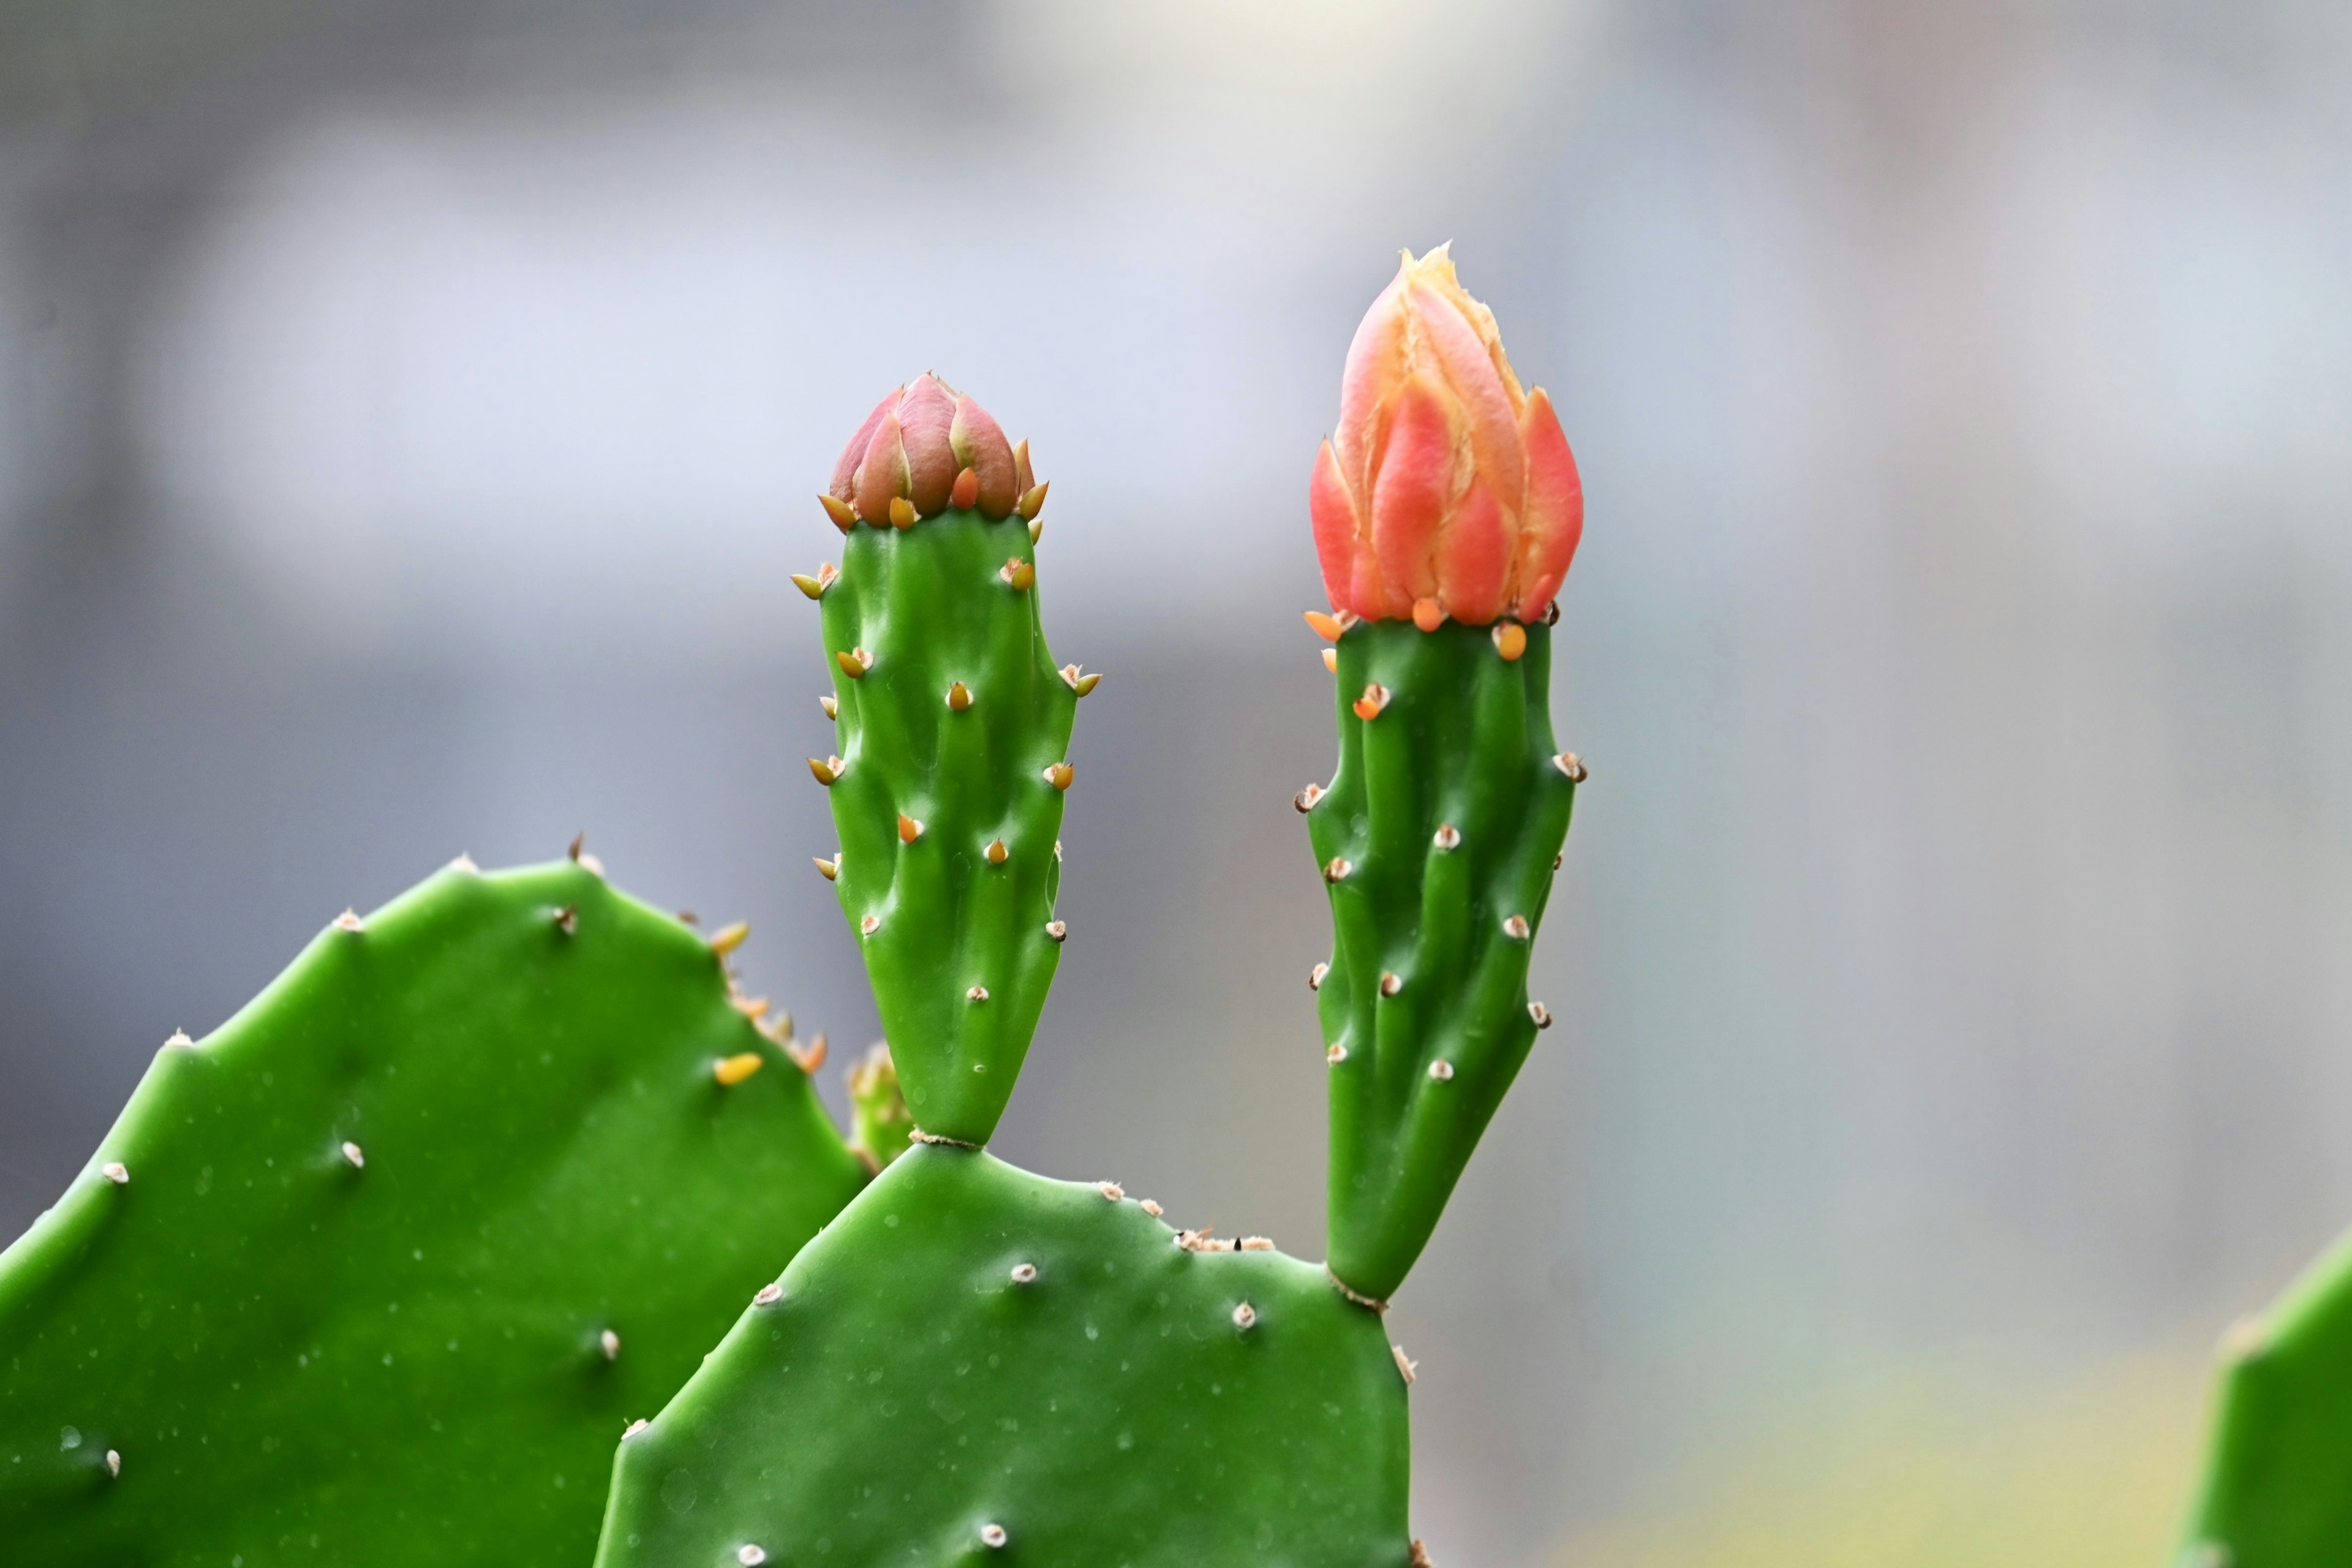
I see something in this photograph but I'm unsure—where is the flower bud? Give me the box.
[830,374,1021,524]
[1309,246,1583,627]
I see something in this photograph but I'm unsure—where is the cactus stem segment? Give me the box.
[101,1163,128,1185]
[820,494,856,531]
[709,920,750,956]
[947,680,973,710]
[334,910,364,933]
[341,1141,366,1169]
[1295,784,1325,813]
[714,1053,764,1086]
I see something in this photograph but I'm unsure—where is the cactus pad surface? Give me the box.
[2180,1225,2352,1566]
[815,507,1078,1144]
[596,1144,1412,1568]
[0,859,870,1567]
[1307,617,1577,1302]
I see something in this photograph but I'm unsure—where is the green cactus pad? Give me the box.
[0,859,870,1567]
[814,509,1079,1144]
[594,1144,1413,1568]
[1307,617,1578,1303]
[2179,1226,2352,1566]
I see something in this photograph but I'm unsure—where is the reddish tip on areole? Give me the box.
[1309,246,1583,627]
[829,375,1022,526]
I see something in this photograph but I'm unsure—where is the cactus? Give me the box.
[596,266,1585,1566]
[595,1146,1411,1568]
[1305,618,1577,1303]
[805,373,1076,1146]
[2177,1229,2352,1566]
[845,1042,915,1172]
[0,856,871,1567]
[1304,244,1584,1303]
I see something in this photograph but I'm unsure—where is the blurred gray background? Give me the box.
[5,1,2350,1562]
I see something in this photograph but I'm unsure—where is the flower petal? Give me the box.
[1310,439,1364,616]
[1370,374,1457,620]
[830,388,899,502]
[852,408,908,524]
[1409,277,1524,520]
[1511,386,1583,617]
[1335,263,1413,506]
[949,395,1019,518]
[1436,480,1510,625]
[896,375,959,516]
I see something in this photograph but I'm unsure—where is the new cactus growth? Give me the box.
[2178,1229,2352,1564]
[845,1042,915,1172]
[0,858,870,1566]
[1305,246,1585,1303]
[813,374,1076,1146]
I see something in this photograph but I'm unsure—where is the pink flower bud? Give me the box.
[1310,246,1583,627]
[830,375,1020,524]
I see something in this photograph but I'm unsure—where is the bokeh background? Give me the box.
[5,2,2350,1562]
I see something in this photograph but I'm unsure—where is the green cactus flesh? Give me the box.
[815,508,1077,1145]
[1307,618,1578,1303]
[595,1144,1412,1568]
[0,859,870,1567]
[2179,1225,2352,1566]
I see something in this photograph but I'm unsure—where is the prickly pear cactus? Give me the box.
[595,1146,1411,1568]
[803,373,1079,1147]
[2178,1227,2352,1566]
[845,1042,916,1172]
[0,857,870,1567]
[1304,617,1577,1303]
[1303,245,1585,1305]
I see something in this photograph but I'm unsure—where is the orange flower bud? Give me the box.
[829,374,1020,524]
[1309,246,1583,627]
